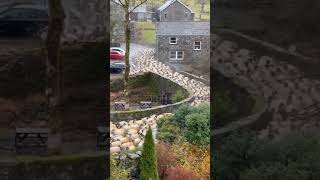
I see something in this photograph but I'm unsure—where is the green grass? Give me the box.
[135,21,155,29]
[144,29,156,44]
[135,22,156,44]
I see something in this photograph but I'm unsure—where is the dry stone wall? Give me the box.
[212,30,320,139]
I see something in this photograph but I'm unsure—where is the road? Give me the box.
[120,43,154,68]
[110,43,154,78]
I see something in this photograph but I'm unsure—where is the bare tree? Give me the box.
[46,0,65,154]
[111,0,148,109]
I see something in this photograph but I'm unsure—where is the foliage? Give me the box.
[139,127,159,180]
[212,70,255,128]
[111,156,129,180]
[184,104,210,146]
[172,104,192,128]
[171,139,210,180]
[172,89,185,103]
[214,131,320,180]
[156,143,177,179]
[165,166,199,180]
[156,116,181,143]
[157,103,210,146]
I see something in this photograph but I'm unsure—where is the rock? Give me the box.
[110,147,120,154]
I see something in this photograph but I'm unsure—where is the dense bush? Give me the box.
[165,166,199,180]
[156,116,181,143]
[214,131,320,180]
[139,128,159,180]
[171,139,210,179]
[184,104,210,146]
[157,103,210,146]
[172,89,185,103]
[213,70,255,128]
[156,143,177,179]
[111,156,129,180]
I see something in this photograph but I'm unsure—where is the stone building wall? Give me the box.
[156,35,210,64]
[159,1,194,22]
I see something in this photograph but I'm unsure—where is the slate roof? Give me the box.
[156,21,210,36]
[157,0,193,13]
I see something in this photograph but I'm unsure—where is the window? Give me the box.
[194,41,201,50]
[185,12,188,17]
[169,51,184,60]
[164,14,167,18]
[169,37,177,44]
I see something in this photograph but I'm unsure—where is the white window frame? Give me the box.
[169,37,177,44]
[169,51,184,60]
[164,13,167,19]
[194,41,201,50]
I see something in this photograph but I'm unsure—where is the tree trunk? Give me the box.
[123,10,131,109]
[46,0,65,154]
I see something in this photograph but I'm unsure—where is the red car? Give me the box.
[110,50,125,60]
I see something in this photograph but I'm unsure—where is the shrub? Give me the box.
[165,166,199,180]
[184,103,210,146]
[172,105,192,128]
[111,156,129,180]
[214,131,320,180]
[156,143,177,179]
[139,127,159,180]
[156,117,181,143]
[184,112,210,146]
[171,139,210,179]
[172,89,185,103]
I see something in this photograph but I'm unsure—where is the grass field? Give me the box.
[135,22,156,44]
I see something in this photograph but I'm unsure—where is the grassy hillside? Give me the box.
[135,22,156,44]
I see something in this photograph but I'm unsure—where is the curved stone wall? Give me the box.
[111,72,194,122]
[212,29,320,139]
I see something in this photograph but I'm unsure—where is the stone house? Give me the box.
[156,21,210,64]
[130,4,154,22]
[156,0,194,22]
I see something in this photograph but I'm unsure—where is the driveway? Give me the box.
[120,43,154,68]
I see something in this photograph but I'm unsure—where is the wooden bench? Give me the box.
[97,126,108,150]
[140,101,152,109]
[114,101,126,111]
[15,128,49,154]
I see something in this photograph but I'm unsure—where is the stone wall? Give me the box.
[159,1,193,22]
[7,153,108,180]
[111,95,194,122]
[212,29,320,139]
[157,35,210,64]
[111,72,194,122]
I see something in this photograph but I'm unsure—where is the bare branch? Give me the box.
[129,0,148,13]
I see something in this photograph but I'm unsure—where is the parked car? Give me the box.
[0,5,48,35]
[110,62,125,73]
[110,47,125,54]
[110,50,125,60]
